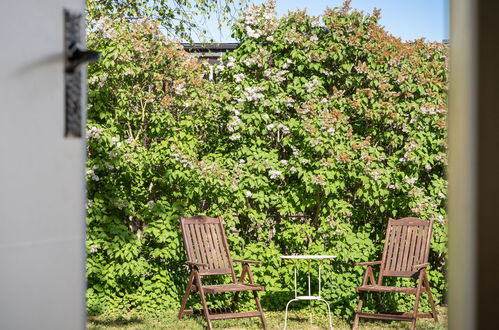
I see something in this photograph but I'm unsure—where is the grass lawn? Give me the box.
[88,306,447,329]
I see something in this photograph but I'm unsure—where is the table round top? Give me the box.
[280,255,336,260]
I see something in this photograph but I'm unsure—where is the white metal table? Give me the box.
[280,255,336,329]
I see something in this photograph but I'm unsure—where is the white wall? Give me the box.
[0,1,86,329]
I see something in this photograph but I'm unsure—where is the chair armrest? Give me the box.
[412,263,430,271]
[355,261,382,267]
[233,259,263,265]
[186,261,209,268]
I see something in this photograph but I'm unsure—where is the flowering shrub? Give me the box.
[85,17,222,314]
[86,0,448,317]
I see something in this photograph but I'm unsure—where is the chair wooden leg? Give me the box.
[195,271,213,330]
[424,272,439,322]
[178,271,195,319]
[353,265,372,329]
[253,291,268,329]
[244,264,267,329]
[411,272,425,330]
[352,293,364,330]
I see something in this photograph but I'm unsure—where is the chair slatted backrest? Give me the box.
[180,216,236,281]
[379,217,433,282]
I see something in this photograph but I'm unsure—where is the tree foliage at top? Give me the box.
[87,0,247,41]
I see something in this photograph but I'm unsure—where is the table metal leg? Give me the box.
[319,262,321,297]
[294,263,297,298]
[318,298,333,330]
[283,298,299,330]
[308,260,312,324]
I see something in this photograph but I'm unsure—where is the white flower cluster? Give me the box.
[242,4,262,26]
[228,110,242,132]
[87,126,104,139]
[371,171,382,180]
[283,96,294,108]
[401,140,418,161]
[310,17,321,27]
[98,73,108,88]
[233,73,245,83]
[87,165,100,181]
[285,27,299,44]
[174,81,186,95]
[264,69,288,83]
[305,76,320,94]
[226,56,236,68]
[242,86,265,102]
[419,106,441,115]
[410,195,434,215]
[268,170,282,179]
[242,57,257,67]
[89,75,99,85]
[387,183,399,190]
[239,1,279,39]
[405,176,417,185]
[310,138,321,147]
[89,244,99,253]
[229,134,241,141]
[278,123,290,134]
[246,26,262,39]
[171,152,193,167]
[215,64,225,72]
[313,175,326,186]
[111,136,121,147]
[95,17,118,40]
[435,153,445,162]
[282,59,292,69]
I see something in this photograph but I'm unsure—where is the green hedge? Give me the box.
[86,1,448,318]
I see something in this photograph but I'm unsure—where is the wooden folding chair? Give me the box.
[352,217,439,330]
[178,215,267,330]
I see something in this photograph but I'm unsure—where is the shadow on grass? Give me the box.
[87,316,144,328]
